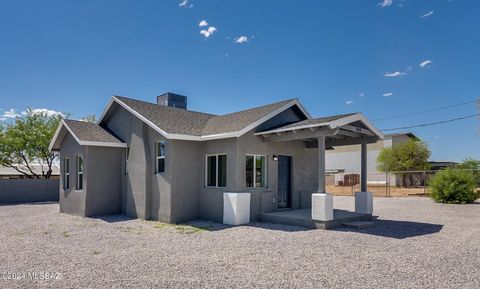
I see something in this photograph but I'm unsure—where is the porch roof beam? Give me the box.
[337,128,359,138]
[305,136,379,148]
[326,136,379,146]
[261,127,338,142]
[341,124,375,136]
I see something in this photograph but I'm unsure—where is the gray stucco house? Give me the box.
[49,93,383,225]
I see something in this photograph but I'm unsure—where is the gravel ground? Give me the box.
[0,196,479,289]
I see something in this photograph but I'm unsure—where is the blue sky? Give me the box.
[0,0,478,161]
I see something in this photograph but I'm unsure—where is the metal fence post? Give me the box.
[385,172,388,197]
[423,168,427,195]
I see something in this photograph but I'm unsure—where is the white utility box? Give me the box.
[223,192,251,225]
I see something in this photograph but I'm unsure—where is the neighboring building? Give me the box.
[325,132,419,186]
[428,161,458,171]
[49,92,383,223]
[0,164,60,179]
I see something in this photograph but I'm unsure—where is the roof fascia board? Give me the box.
[97,97,115,125]
[109,96,170,138]
[48,119,67,151]
[328,113,384,139]
[293,99,312,119]
[78,141,127,148]
[48,120,83,151]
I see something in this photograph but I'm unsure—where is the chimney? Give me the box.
[157,92,188,109]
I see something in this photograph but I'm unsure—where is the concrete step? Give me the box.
[343,221,375,229]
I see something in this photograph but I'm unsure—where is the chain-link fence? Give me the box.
[325,169,480,197]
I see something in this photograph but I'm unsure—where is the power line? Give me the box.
[381,113,480,131]
[372,99,479,122]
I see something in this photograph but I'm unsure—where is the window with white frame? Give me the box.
[206,154,227,187]
[125,147,130,175]
[63,158,70,190]
[155,141,166,173]
[246,155,266,188]
[76,155,84,190]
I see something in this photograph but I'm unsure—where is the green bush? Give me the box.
[429,169,478,204]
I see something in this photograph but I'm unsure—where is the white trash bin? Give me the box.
[223,192,251,225]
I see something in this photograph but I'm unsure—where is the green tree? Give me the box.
[456,157,480,186]
[82,114,97,123]
[0,109,65,178]
[377,139,431,186]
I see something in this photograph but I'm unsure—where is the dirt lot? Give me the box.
[327,185,428,197]
[1,197,480,288]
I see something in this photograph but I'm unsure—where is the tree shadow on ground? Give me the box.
[336,219,443,239]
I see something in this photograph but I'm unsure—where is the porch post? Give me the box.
[360,142,367,192]
[311,135,333,221]
[355,142,373,214]
[317,135,326,194]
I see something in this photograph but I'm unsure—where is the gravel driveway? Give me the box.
[1,196,479,289]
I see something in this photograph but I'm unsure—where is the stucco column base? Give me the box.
[311,193,333,221]
[355,191,373,215]
[223,192,251,226]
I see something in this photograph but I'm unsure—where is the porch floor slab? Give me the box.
[259,209,375,230]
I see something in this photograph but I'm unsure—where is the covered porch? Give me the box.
[255,113,384,229]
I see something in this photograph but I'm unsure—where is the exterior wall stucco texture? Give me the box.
[59,133,87,217]
[59,104,319,223]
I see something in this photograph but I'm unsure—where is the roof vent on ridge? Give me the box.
[157,92,188,109]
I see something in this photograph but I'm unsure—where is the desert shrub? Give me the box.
[429,169,478,204]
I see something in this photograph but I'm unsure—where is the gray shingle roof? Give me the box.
[115,96,215,136]
[114,96,295,136]
[64,119,124,144]
[201,99,294,135]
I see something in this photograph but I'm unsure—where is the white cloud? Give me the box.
[421,11,434,18]
[179,0,193,8]
[384,71,406,78]
[420,60,433,68]
[346,100,354,105]
[234,35,248,44]
[2,108,20,119]
[200,26,217,38]
[199,20,208,27]
[22,108,65,117]
[378,0,393,7]
[358,92,365,97]
[405,66,412,72]
[383,92,394,97]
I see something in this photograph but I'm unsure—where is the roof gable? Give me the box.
[98,96,310,140]
[49,119,127,151]
[256,113,384,139]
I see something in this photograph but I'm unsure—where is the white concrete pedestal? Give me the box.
[311,193,333,221]
[355,191,373,214]
[223,192,251,225]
